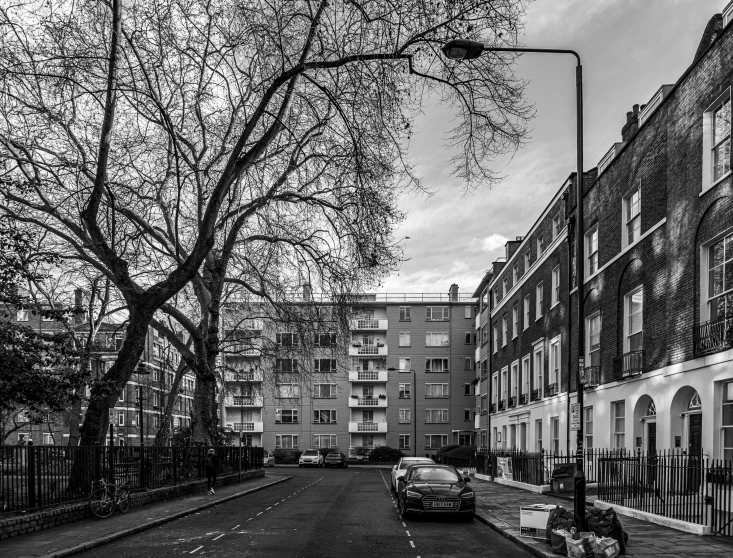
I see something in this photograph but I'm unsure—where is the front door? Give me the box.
[647,422,656,454]
[688,414,702,455]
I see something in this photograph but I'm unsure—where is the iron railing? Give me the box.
[547,383,559,396]
[509,396,517,408]
[613,350,645,379]
[498,400,506,411]
[0,445,263,515]
[490,403,497,414]
[584,366,600,389]
[520,393,529,404]
[531,389,541,401]
[694,315,733,355]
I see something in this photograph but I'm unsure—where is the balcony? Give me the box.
[694,315,733,356]
[531,389,541,402]
[231,422,264,433]
[348,396,388,407]
[350,319,388,330]
[509,396,517,408]
[547,383,559,396]
[348,344,388,356]
[584,366,600,389]
[613,350,645,380]
[490,403,496,413]
[223,395,264,407]
[225,370,263,383]
[520,393,529,405]
[348,370,388,382]
[498,399,506,411]
[348,422,388,433]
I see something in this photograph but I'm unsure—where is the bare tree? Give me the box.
[0,0,531,445]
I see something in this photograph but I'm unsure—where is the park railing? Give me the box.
[0,445,263,515]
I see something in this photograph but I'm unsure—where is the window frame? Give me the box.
[312,409,337,424]
[703,87,732,191]
[623,183,641,249]
[535,282,544,320]
[513,263,519,284]
[399,434,411,449]
[587,313,601,367]
[524,251,531,273]
[399,306,412,321]
[425,383,449,398]
[523,294,530,330]
[399,409,411,423]
[425,408,449,423]
[512,303,519,339]
[425,332,449,347]
[533,344,544,398]
[275,434,299,449]
[16,309,29,322]
[425,358,449,373]
[399,331,411,347]
[551,266,560,307]
[585,406,594,450]
[549,336,561,388]
[586,226,599,277]
[537,235,545,258]
[624,287,643,353]
[551,417,560,454]
[612,400,626,449]
[502,315,508,346]
[425,306,449,321]
[521,354,531,396]
[398,382,412,399]
[276,408,299,424]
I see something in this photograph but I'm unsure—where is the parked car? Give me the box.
[264,452,275,467]
[396,464,474,521]
[324,452,348,468]
[391,457,435,493]
[298,449,324,467]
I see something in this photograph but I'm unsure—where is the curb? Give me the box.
[39,476,292,558]
[474,510,556,558]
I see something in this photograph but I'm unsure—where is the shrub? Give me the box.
[445,445,477,459]
[435,444,460,463]
[273,448,302,464]
[368,446,404,462]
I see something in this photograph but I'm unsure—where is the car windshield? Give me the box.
[303,450,318,456]
[400,459,433,469]
[409,467,461,483]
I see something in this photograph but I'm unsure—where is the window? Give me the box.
[153,392,160,407]
[132,412,139,426]
[587,227,598,276]
[400,306,411,321]
[493,325,499,353]
[398,357,411,371]
[704,92,731,188]
[118,412,124,426]
[624,288,643,352]
[314,359,336,373]
[314,333,337,347]
[399,434,411,449]
[118,389,125,403]
[587,314,601,367]
[521,355,530,397]
[425,358,449,372]
[399,332,411,347]
[276,332,300,347]
[399,409,411,423]
[723,382,733,461]
[533,345,543,398]
[313,435,337,449]
[464,306,474,319]
[399,383,411,398]
[464,408,472,421]
[313,384,337,398]
[510,361,519,401]
[524,251,531,273]
[502,315,508,346]
[535,419,543,452]
[535,282,543,320]
[276,359,298,373]
[425,434,448,449]
[480,394,487,415]
[42,313,54,322]
[481,324,488,346]
[464,357,474,371]
[275,435,299,449]
[313,410,336,423]
[502,277,508,298]
[492,373,498,406]
[425,332,449,347]
[464,383,472,396]
[551,417,560,454]
[624,185,641,247]
[276,409,299,423]
[425,409,449,423]
[551,266,560,306]
[481,287,489,310]
[537,235,545,258]
[707,233,733,320]
[425,383,449,398]
[276,384,299,398]
[585,407,594,450]
[465,331,472,345]
[549,336,560,388]
[612,401,625,448]
[552,212,563,239]
[502,426,507,449]
[523,295,530,330]
[512,304,519,338]
[16,309,29,322]
[426,306,449,321]
[501,367,508,402]
[513,263,519,284]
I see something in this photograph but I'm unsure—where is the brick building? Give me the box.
[481,2,733,462]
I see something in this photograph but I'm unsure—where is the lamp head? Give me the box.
[441,39,484,60]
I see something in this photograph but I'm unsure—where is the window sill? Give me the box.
[700,170,732,196]
[551,302,560,310]
[399,319,412,322]
[398,345,411,348]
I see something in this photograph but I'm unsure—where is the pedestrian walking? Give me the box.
[205,448,218,495]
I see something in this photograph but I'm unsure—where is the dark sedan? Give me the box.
[396,464,475,521]
[324,452,348,468]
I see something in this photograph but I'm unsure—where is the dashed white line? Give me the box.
[256,512,263,516]
[231,524,240,530]
[409,541,415,548]
[402,522,406,527]
[266,507,272,510]
[190,546,203,554]
[246,518,252,522]
[213,534,225,541]
[406,531,411,537]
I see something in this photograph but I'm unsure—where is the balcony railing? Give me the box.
[584,366,600,389]
[520,393,529,405]
[350,319,388,330]
[531,389,541,401]
[348,370,388,382]
[348,344,388,356]
[498,399,506,411]
[694,315,733,355]
[547,383,559,396]
[232,422,264,433]
[349,396,388,407]
[348,422,388,433]
[509,396,517,408]
[613,350,645,380]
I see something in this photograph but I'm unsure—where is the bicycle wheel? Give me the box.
[89,488,115,519]
[116,486,131,514]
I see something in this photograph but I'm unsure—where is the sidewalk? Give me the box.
[0,472,291,558]
[471,476,733,558]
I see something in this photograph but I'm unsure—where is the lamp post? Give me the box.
[441,39,586,530]
[388,367,417,457]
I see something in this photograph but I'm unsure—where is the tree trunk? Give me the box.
[190,361,218,445]
[154,358,188,446]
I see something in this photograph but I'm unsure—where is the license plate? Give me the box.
[432,502,453,508]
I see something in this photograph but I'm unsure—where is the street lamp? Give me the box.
[441,39,587,530]
[387,367,417,457]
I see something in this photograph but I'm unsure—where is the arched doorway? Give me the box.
[670,386,702,454]
[633,395,657,453]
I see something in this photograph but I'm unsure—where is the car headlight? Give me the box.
[405,490,423,499]
[460,491,475,499]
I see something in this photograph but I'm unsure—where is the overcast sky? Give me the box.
[378,0,724,297]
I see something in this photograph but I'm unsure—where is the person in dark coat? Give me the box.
[205,448,218,495]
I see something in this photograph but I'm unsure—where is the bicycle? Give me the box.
[89,477,131,518]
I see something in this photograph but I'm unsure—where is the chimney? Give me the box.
[449,284,459,301]
[621,104,640,142]
[505,238,522,261]
[302,283,312,301]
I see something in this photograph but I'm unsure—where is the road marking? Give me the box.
[213,534,225,541]
[190,546,203,554]
[274,502,279,505]
[409,541,415,548]
[406,531,410,537]
[402,522,406,527]
[257,512,263,516]
[231,525,240,530]
[266,507,272,510]
[246,518,252,522]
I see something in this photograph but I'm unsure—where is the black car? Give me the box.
[396,464,474,521]
[324,452,348,468]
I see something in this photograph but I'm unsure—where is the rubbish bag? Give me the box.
[596,536,621,558]
[564,532,597,558]
[551,529,571,556]
[545,506,574,542]
[587,507,628,555]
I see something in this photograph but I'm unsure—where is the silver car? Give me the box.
[390,457,435,493]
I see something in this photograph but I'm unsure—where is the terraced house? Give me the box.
[480,4,733,463]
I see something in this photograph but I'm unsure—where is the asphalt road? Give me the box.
[75,467,532,557]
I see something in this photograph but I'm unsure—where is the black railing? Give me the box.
[613,350,645,379]
[694,315,733,355]
[0,445,263,514]
[547,383,559,396]
[490,403,497,413]
[531,389,541,401]
[498,400,506,411]
[509,396,517,408]
[584,366,600,389]
[520,393,529,404]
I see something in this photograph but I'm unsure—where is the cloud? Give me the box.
[479,234,510,253]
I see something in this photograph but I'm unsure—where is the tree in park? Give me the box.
[0,0,531,445]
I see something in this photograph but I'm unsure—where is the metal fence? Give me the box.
[0,445,263,514]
